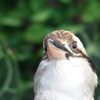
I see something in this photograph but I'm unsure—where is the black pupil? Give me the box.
[72,44,76,49]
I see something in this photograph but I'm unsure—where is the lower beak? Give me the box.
[47,44,67,60]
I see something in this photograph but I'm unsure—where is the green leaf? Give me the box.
[31,8,53,23]
[2,17,22,27]
[15,53,31,61]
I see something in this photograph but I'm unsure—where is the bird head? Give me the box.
[43,30,87,60]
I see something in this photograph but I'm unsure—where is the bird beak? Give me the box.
[47,39,72,60]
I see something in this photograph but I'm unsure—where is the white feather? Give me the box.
[34,57,97,100]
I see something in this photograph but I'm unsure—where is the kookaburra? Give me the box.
[34,30,98,100]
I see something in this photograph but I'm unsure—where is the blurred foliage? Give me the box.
[0,0,100,100]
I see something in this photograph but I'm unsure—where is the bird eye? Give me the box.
[70,42,77,51]
[70,41,80,54]
[72,44,77,49]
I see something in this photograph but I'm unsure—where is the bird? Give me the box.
[34,30,98,100]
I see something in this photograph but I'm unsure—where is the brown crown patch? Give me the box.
[43,30,74,49]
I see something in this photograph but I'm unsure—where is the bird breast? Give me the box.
[34,57,97,100]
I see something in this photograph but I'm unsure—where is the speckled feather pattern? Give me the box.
[43,30,74,49]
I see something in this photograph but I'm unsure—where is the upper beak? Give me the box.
[47,39,72,60]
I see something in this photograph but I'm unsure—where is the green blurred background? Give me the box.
[0,0,100,100]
